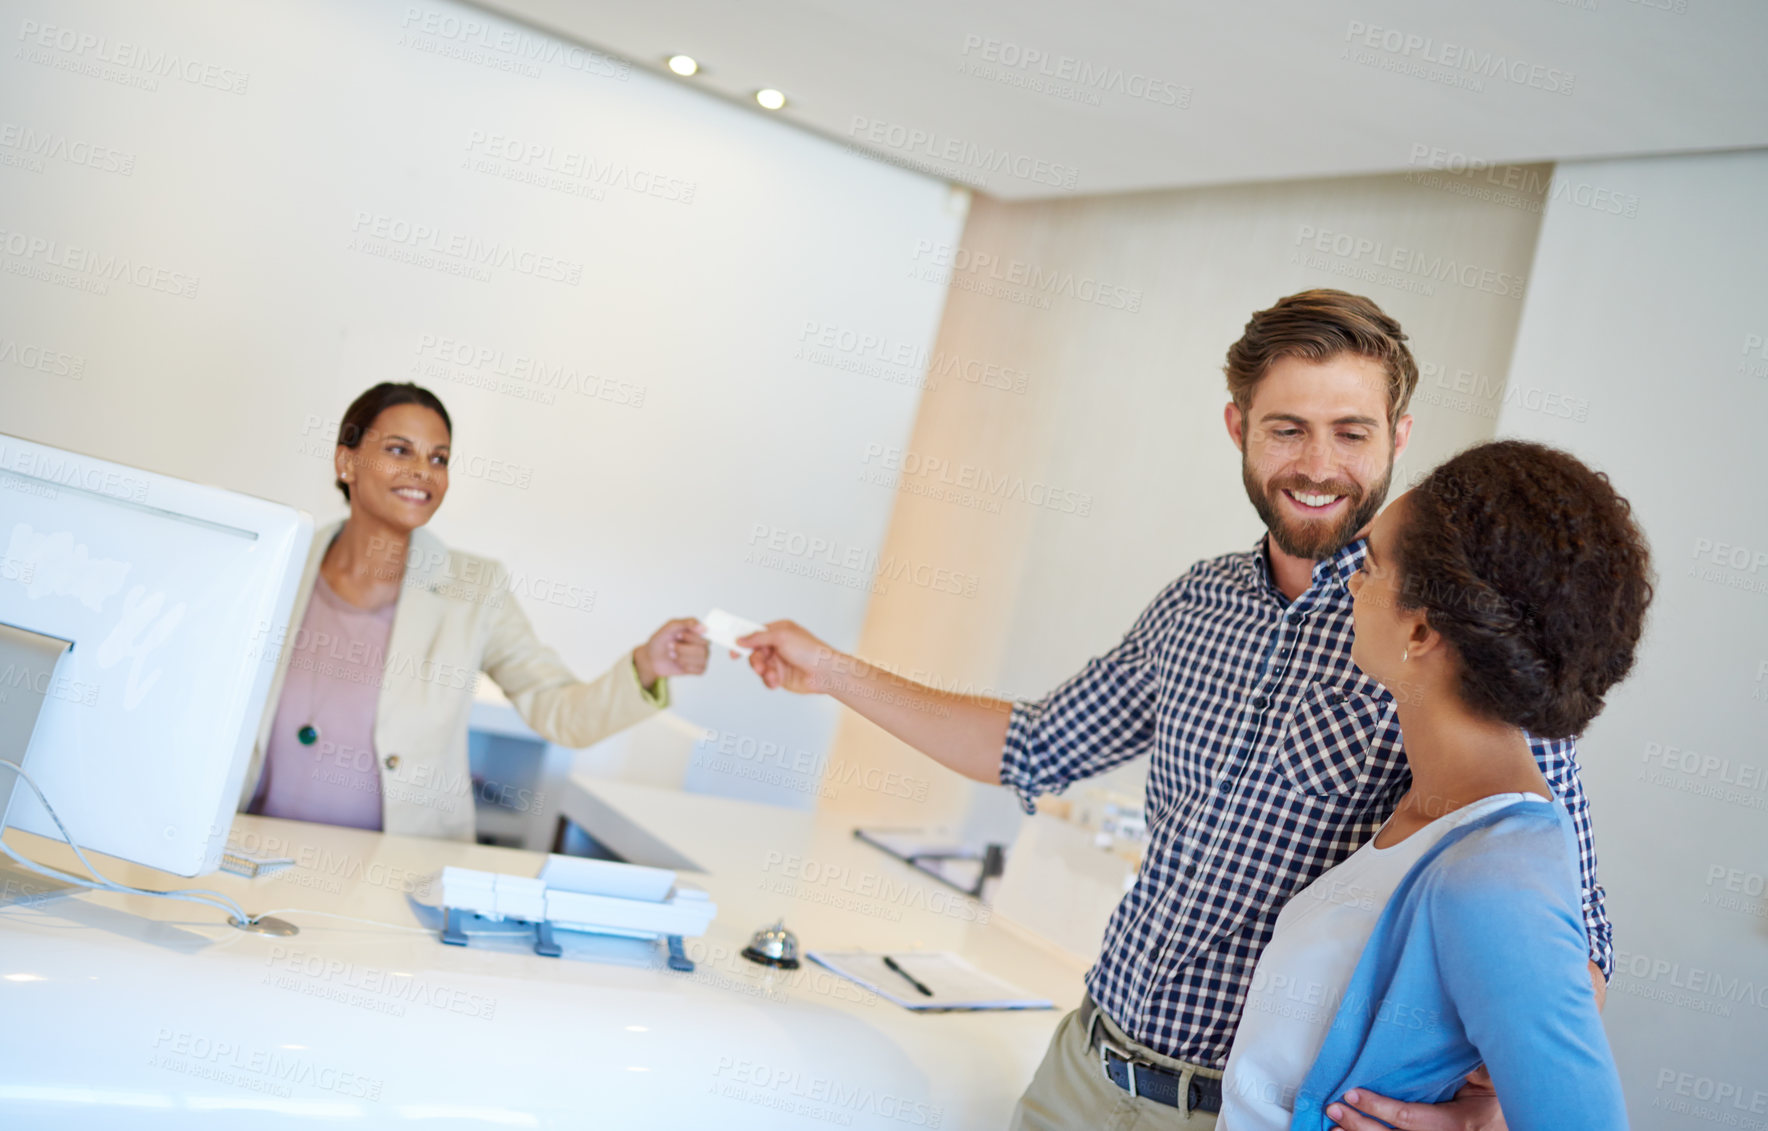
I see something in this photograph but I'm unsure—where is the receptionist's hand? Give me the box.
[633,617,710,690]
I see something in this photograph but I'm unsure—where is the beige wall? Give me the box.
[826,163,1552,845]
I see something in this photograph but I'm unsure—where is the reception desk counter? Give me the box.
[0,776,1087,1128]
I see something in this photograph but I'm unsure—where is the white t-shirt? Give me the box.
[1218,792,1550,1131]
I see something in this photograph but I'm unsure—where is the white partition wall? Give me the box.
[0,0,965,808]
[1496,150,1768,1128]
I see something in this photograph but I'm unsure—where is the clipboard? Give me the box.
[807,949,1054,1012]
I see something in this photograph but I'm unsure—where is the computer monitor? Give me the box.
[0,432,311,877]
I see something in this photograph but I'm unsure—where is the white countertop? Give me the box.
[0,776,1087,1128]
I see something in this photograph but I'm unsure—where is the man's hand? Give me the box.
[633,617,710,689]
[737,620,1012,784]
[740,620,841,695]
[1326,1071,1504,1131]
[1328,958,1601,1128]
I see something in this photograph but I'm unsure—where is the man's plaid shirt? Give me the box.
[1000,536,1614,1068]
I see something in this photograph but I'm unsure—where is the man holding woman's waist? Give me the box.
[1218,438,1649,1129]
[739,291,1627,1129]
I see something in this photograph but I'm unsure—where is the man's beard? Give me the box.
[1242,453,1393,561]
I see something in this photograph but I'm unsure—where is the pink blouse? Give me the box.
[249,573,394,830]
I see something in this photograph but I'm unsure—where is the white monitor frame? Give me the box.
[0,433,311,876]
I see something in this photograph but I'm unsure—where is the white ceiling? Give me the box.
[477,0,1768,200]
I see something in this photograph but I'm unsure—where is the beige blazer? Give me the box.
[238,519,664,841]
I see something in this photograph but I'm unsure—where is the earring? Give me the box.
[1401,647,1409,663]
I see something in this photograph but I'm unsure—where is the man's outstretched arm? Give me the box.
[740,620,1013,784]
[740,593,1169,800]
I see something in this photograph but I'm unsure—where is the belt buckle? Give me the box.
[1091,1011,1140,1100]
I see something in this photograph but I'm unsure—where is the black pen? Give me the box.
[882,954,934,997]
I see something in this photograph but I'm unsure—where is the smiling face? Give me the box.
[1228,353,1411,561]
[334,402,450,534]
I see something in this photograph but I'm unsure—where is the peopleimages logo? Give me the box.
[414,335,647,408]
[150,1029,382,1101]
[398,6,628,80]
[1294,225,1525,300]
[348,211,583,286]
[1,444,148,501]
[909,240,1142,312]
[1702,864,1767,919]
[758,852,990,925]
[1651,1069,1767,1123]
[15,19,251,94]
[849,116,1078,190]
[958,34,1190,108]
[0,123,136,175]
[1343,21,1575,95]
[1612,948,1768,1014]
[860,443,1093,516]
[711,1057,944,1127]
[745,523,980,598]
[462,130,696,204]
[1417,362,1590,423]
[0,336,86,379]
[1405,145,1639,219]
[1641,740,1767,790]
[1743,334,1768,380]
[795,321,1029,394]
[0,227,201,299]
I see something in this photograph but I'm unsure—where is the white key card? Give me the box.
[701,608,767,654]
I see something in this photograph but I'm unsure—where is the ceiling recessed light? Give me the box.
[666,55,698,77]
[755,88,787,111]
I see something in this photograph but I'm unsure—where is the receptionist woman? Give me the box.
[239,382,708,840]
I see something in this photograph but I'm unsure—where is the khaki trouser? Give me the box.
[1009,997,1223,1131]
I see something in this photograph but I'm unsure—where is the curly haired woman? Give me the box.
[1219,439,1653,1131]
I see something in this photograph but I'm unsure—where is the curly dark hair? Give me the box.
[1393,440,1654,739]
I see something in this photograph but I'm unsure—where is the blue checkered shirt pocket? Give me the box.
[1273,682,1399,797]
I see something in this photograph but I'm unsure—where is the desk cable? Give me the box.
[0,757,255,927]
[245,907,432,934]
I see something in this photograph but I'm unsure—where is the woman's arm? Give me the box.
[480,594,684,747]
[1425,855,1628,1131]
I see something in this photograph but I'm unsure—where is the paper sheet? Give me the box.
[807,949,1054,1012]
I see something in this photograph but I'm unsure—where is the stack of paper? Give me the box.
[807,950,1054,1011]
